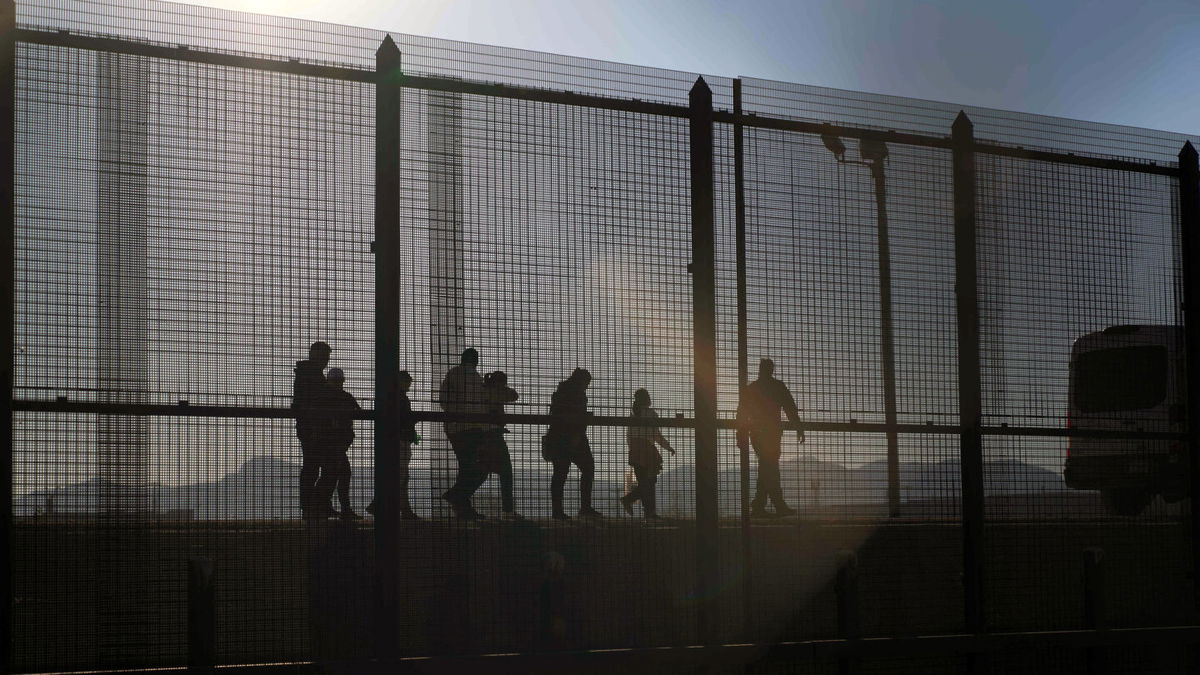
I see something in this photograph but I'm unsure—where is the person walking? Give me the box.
[317,367,362,520]
[543,368,600,520]
[439,348,489,519]
[737,358,804,518]
[620,388,675,520]
[479,370,522,519]
[293,341,334,520]
[368,370,420,520]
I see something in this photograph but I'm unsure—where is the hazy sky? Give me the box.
[179,0,1198,136]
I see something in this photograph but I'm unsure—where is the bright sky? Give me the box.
[178,0,1199,136]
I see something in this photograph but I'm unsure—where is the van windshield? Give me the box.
[1073,345,1167,412]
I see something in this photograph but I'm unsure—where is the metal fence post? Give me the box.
[374,34,402,661]
[1,1,14,672]
[187,556,216,672]
[1179,142,1200,613]
[690,76,719,645]
[732,77,754,640]
[836,550,861,675]
[952,112,985,637]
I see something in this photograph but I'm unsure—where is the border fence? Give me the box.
[5,1,1200,673]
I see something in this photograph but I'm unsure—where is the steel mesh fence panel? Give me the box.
[8,0,1200,673]
[13,27,376,672]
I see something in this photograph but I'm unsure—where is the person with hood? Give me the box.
[737,358,804,518]
[544,368,600,520]
[479,370,521,519]
[439,348,488,519]
[316,367,362,520]
[619,388,675,519]
[293,340,333,520]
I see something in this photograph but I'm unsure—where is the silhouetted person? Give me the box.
[439,348,489,519]
[316,367,361,521]
[293,340,333,520]
[737,358,804,518]
[368,370,420,520]
[544,368,600,520]
[620,388,675,519]
[480,370,522,519]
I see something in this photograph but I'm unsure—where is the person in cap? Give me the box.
[438,348,489,519]
[737,358,804,518]
[292,341,334,520]
[316,367,362,520]
[544,368,600,520]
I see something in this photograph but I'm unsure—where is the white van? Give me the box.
[1064,325,1186,516]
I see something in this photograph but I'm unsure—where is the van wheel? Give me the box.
[1101,488,1151,516]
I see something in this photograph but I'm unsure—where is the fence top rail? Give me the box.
[16,26,1182,176]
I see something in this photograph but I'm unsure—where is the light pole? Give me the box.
[822,127,900,518]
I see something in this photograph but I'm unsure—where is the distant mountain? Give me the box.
[16,454,1067,521]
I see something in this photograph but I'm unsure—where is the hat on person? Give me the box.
[327,367,345,382]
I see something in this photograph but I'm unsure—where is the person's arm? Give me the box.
[438,371,452,412]
[500,385,519,404]
[650,410,675,455]
[781,384,804,443]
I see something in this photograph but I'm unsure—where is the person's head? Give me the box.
[633,388,651,410]
[309,341,331,368]
[484,370,507,388]
[326,367,345,389]
[461,348,479,369]
[397,370,413,393]
[569,367,592,389]
[758,358,775,380]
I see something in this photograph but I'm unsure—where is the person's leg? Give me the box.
[442,433,474,512]
[750,444,769,512]
[576,439,596,514]
[761,432,790,512]
[332,449,353,512]
[640,466,659,517]
[551,459,570,517]
[313,445,340,516]
[398,441,416,517]
[632,465,651,515]
[299,443,319,518]
[498,438,516,513]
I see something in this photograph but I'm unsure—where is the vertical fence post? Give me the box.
[690,76,719,645]
[187,556,216,673]
[732,77,754,640]
[1179,142,1200,614]
[836,550,861,675]
[952,112,985,638]
[374,34,402,662]
[1,1,14,672]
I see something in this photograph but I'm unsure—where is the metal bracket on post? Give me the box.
[952,111,985,639]
[689,76,719,646]
[374,34,403,663]
[1179,141,1200,611]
